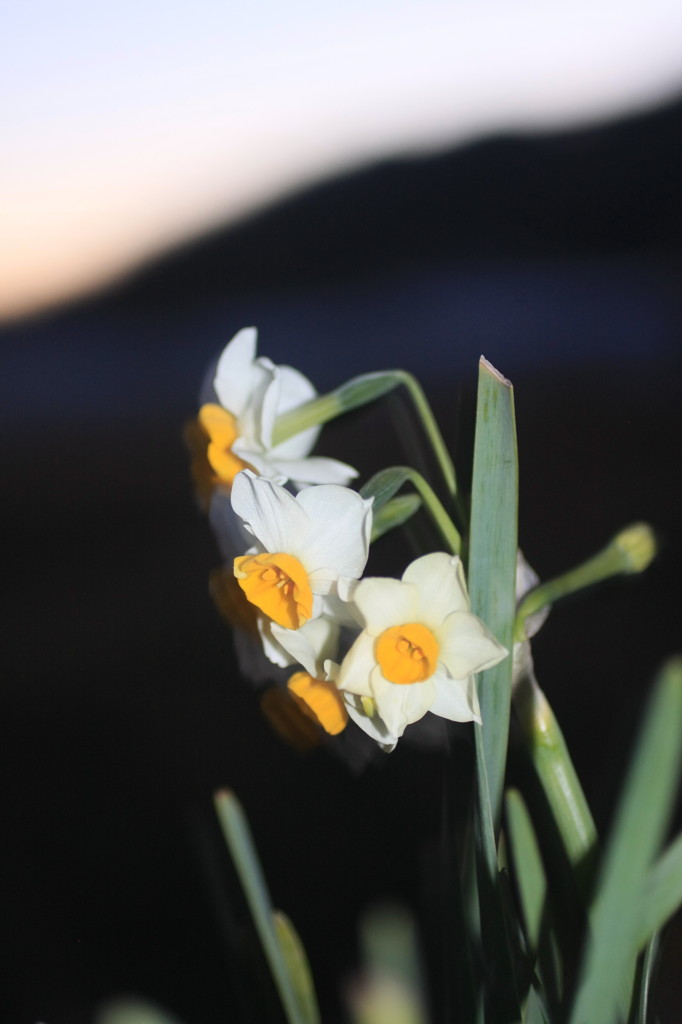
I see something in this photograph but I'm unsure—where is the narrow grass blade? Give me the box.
[274,911,321,1024]
[637,832,682,949]
[505,789,547,956]
[214,789,311,1024]
[568,658,682,1024]
[467,358,518,831]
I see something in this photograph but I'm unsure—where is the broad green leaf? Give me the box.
[637,832,682,949]
[505,789,547,955]
[370,494,422,542]
[568,658,682,1024]
[468,358,518,832]
[273,911,320,1024]
[214,789,313,1024]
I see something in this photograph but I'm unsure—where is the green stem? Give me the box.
[513,664,598,898]
[515,523,656,641]
[271,369,459,502]
[399,466,462,555]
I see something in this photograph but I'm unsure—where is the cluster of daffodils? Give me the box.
[189,328,507,751]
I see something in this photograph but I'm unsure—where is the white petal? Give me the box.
[230,472,310,554]
[296,485,372,579]
[402,552,471,622]
[269,616,340,677]
[272,456,359,486]
[265,365,320,458]
[213,327,261,416]
[429,671,481,723]
[344,694,398,751]
[336,631,377,697]
[371,668,436,736]
[352,577,419,633]
[257,616,297,668]
[234,363,277,449]
[438,611,507,679]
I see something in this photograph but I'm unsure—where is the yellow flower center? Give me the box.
[287,672,348,735]
[199,403,254,487]
[375,622,440,684]
[234,552,313,629]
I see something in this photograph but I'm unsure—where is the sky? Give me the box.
[3,0,682,320]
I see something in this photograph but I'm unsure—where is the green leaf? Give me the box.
[631,932,661,1024]
[273,911,321,1024]
[637,832,682,950]
[568,658,682,1024]
[467,357,518,832]
[505,789,547,956]
[360,467,414,510]
[361,465,461,553]
[370,494,422,542]
[214,789,313,1024]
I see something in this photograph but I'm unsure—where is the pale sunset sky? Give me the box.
[3,0,682,320]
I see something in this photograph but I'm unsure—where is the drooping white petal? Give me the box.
[269,616,340,678]
[296,485,372,580]
[344,694,398,752]
[429,671,481,723]
[352,577,419,634]
[213,327,261,416]
[230,472,310,554]
[370,667,436,737]
[437,610,507,679]
[402,552,471,623]
[257,615,297,668]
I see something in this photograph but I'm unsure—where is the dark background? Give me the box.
[2,95,682,1022]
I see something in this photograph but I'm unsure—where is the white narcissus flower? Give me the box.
[231,471,373,632]
[195,326,357,492]
[337,552,507,740]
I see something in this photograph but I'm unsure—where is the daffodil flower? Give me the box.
[231,471,373,632]
[194,327,357,494]
[336,552,507,740]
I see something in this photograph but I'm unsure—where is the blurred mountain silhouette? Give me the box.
[82,94,682,314]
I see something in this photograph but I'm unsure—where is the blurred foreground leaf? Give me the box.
[568,658,682,1024]
[214,789,318,1024]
